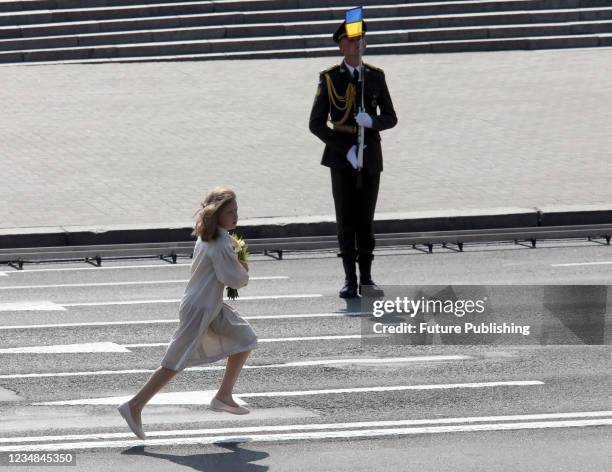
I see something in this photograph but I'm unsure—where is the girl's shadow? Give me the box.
[121,442,269,471]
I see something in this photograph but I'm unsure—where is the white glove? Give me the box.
[355,111,373,128]
[346,145,358,169]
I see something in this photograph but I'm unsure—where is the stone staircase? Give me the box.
[1,0,611,65]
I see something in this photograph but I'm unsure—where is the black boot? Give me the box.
[339,255,358,299]
[358,254,385,297]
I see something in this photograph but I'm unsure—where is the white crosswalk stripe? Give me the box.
[4,411,612,444]
[552,261,612,267]
[0,355,472,379]
[0,342,129,354]
[0,263,192,274]
[32,380,543,406]
[0,276,288,290]
[0,301,66,312]
[122,334,365,347]
[2,416,611,452]
[0,312,368,330]
[60,293,322,306]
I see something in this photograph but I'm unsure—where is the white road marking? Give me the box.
[61,299,181,307]
[0,280,185,290]
[0,276,288,290]
[0,335,372,353]
[60,294,322,307]
[3,410,611,444]
[0,301,66,312]
[0,369,164,380]
[551,261,612,267]
[239,381,544,398]
[0,312,367,330]
[250,356,471,369]
[0,319,178,330]
[0,386,21,402]
[122,334,365,348]
[0,264,192,274]
[0,343,130,354]
[35,380,538,405]
[6,417,605,452]
[0,355,471,379]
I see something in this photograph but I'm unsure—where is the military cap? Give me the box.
[332,19,368,43]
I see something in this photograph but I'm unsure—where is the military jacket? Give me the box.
[309,62,398,174]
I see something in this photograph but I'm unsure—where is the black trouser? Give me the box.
[330,168,380,259]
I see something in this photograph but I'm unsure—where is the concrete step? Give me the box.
[8,0,601,15]
[0,0,462,14]
[2,0,610,63]
[1,32,610,66]
[0,0,453,14]
[2,20,611,62]
[1,2,610,39]
[0,0,182,13]
[0,0,609,27]
[1,12,612,52]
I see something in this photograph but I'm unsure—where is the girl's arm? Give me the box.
[210,240,249,290]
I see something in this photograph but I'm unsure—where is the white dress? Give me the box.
[160,227,258,372]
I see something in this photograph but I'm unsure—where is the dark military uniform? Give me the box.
[309,59,397,295]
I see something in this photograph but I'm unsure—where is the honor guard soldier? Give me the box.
[309,18,398,299]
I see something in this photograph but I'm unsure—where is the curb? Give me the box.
[2,206,612,250]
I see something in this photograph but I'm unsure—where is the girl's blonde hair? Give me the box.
[192,187,236,241]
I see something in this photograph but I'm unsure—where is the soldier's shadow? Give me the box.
[342,297,363,315]
[121,443,269,471]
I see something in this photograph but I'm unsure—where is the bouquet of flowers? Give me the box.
[227,233,249,300]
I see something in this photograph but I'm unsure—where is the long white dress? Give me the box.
[160,227,258,372]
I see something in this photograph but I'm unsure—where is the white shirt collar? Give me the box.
[343,60,361,79]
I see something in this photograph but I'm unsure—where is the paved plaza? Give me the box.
[1,47,611,231]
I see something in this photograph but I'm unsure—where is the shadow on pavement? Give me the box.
[121,443,269,471]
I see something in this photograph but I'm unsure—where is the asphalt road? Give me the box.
[0,239,611,471]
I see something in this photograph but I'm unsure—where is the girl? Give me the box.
[118,187,258,440]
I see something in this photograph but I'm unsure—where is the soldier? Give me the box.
[309,19,398,298]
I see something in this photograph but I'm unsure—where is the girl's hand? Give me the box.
[239,260,249,272]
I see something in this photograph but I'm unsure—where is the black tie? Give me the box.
[352,68,359,83]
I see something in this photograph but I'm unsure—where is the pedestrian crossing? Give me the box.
[0,259,610,455]
[3,412,612,452]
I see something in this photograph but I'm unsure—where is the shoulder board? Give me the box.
[320,64,341,75]
[364,63,384,74]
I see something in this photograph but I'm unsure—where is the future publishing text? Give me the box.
[367,296,532,338]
